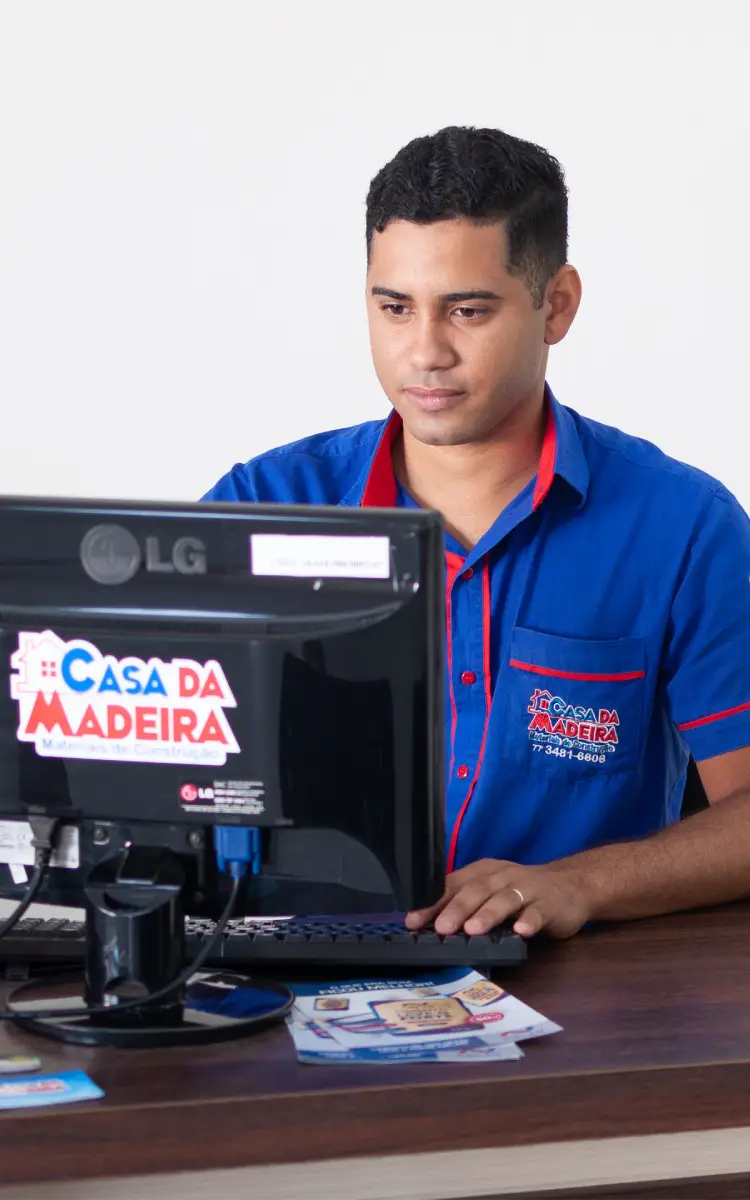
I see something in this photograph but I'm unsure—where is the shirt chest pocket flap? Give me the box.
[504,627,647,775]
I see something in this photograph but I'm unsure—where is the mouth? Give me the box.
[403,388,465,412]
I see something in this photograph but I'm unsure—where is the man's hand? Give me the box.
[405,858,592,939]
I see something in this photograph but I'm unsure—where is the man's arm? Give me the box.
[406,745,750,939]
[411,487,750,939]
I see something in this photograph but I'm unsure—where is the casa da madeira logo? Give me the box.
[527,687,619,758]
[10,631,240,767]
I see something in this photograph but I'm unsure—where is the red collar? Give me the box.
[360,403,557,511]
[360,411,403,507]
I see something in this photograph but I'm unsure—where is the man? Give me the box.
[204,126,750,942]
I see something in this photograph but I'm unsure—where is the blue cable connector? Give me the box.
[214,825,261,880]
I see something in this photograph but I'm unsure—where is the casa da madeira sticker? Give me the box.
[10,631,241,767]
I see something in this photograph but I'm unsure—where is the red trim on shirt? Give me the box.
[444,551,465,782]
[445,552,466,578]
[482,560,492,712]
[360,412,403,507]
[532,403,557,511]
[447,794,471,875]
[447,558,492,873]
[678,700,750,732]
[510,660,645,683]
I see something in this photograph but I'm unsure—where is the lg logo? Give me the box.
[180,784,214,803]
[80,524,207,586]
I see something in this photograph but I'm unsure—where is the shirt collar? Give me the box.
[345,384,590,510]
[534,386,590,509]
[338,414,401,508]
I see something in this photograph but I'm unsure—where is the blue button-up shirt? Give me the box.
[203,391,750,871]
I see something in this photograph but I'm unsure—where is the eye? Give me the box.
[381,303,409,317]
[454,307,488,319]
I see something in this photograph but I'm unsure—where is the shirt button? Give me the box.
[456,764,470,780]
[460,670,476,686]
[462,567,474,581]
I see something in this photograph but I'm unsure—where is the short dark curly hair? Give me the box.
[366,126,568,308]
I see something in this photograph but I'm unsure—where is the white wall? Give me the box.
[1,0,749,506]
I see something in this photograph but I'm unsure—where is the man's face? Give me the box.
[366,218,551,447]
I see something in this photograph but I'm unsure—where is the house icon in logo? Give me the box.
[528,688,553,715]
[10,632,66,696]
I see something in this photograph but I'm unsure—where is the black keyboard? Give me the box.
[0,915,526,972]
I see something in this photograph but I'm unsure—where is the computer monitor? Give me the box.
[0,496,445,1045]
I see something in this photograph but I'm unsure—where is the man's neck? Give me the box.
[393,393,547,550]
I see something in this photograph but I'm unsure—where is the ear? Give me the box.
[544,266,582,346]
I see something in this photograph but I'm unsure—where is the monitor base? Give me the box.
[7,969,293,1047]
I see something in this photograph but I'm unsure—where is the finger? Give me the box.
[405,862,492,929]
[405,886,457,929]
[513,903,545,938]
[463,886,527,935]
[433,881,497,934]
[405,904,442,930]
[406,861,512,930]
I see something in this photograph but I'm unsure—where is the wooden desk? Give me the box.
[2,904,750,1200]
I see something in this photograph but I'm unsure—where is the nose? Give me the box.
[409,315,458,374]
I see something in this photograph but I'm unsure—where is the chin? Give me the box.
[404,416,480,448]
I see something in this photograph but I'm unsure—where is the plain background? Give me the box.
[1,0,750,506]
[0,1,746,922]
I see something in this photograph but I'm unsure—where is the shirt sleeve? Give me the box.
[664,487,750,761]
[200,464,257,503]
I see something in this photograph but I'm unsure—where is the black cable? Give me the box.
[0,865,47,940]
[2,872,293,1025]
[0,817,60,941]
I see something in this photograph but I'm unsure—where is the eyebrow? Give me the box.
[370,287,501,302]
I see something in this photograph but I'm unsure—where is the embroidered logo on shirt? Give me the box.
[527,688,619,762]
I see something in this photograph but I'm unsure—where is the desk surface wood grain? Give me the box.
[2,902,750,1187]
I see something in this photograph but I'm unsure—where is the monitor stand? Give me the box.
[7,844,293,1048]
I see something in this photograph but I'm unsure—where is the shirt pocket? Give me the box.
[503,626,648,776]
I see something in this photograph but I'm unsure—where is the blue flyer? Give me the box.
[0,1069,104,1110]
[286,968,561,1064]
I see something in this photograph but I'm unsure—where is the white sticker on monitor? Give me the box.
[10,631,241,767]
[250,534,391,579]
[0,821,80,869]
